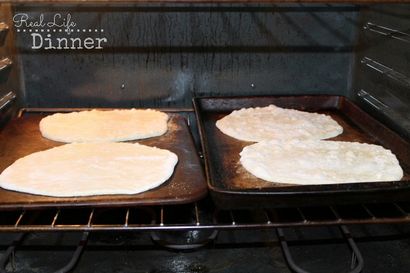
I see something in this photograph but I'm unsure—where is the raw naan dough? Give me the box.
[216,105,343,142]
[240,140,403,185]
[0,143,178,197]
[40,109,168,143]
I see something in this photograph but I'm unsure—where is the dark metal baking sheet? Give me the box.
[194,95,410,209]
[0,109,207,209]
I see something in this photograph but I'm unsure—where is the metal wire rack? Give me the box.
[2,201,410,273]
[1,201,410,232]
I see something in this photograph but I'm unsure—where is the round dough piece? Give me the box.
[40,109,169,143]
[0,143,178,197]
[240,140,403,185]
[216,105,343,142]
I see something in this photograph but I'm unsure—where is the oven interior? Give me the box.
[0,2,409,273]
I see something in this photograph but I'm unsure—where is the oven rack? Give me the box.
[2,201,410,273]
[1,200,410,232]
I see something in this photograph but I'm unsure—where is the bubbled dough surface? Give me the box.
[40,109,169,143]
[240,140,403,185]
[216,105,343,142]
[0,142,178,197]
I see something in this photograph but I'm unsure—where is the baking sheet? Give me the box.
[194,95,410,208]
[0,109,207,209]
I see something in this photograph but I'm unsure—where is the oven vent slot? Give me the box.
[363,22,410,44]
[357,89,387,110]
[0,91,16,112]
[361,57,410,88]
[0,57,12,73]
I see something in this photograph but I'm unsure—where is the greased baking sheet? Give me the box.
[194,95,410,208]
[0,110,207,209]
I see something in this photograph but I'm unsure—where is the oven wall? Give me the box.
[350,4,410,139]
[0,4,22,124]
[11,4,360,108]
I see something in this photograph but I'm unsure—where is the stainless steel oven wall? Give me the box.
[12,4,360,108]
[351,4,410,139]
[0,4,21,124]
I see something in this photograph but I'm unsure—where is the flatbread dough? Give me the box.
[216,105,343,142]
[40,109,168,143]
[0,143,178,197]
[240,140,403,185]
